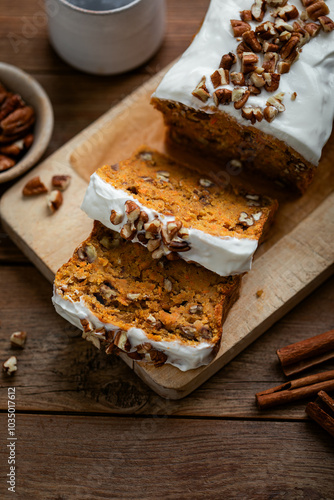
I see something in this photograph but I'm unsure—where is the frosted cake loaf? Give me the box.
[52,222,242,372]
[81,147,278,277]
[151,0,334,192]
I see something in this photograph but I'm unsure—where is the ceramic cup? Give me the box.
[45,0,166,75]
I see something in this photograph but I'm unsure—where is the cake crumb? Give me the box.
[256,289,264,298]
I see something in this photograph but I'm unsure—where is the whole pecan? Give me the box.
[0,94,24,121]
[1,106,35,137]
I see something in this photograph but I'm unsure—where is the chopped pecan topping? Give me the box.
[125,200,141,223]
[275,19,294,32]
[319,15,334,31]
[306,1,329,20]
[241,52,259,73]
[251,0,267,22]
[192,76,210,102]
[277,60,291,74]
[147,238,161,252]
[263,105,279,122]
[120,222,136,241]
[255,21,278,39]
[219,52,237,70]
[248,85,262,95]
[240,10,253,22]
[168,238,191,253]
[110,210,124,225]
[267,0,288,5]
[241,107,263,124]
[230,72,246,86]
[144,219,162,234]
[22,176,48,196]
[242,30,262,52]
[213,89,232,106]
[262,52,279,72]
[291,92,297,101]
[114,331,131,352]
[236,41,252,59]
[280,35,300,63]
[210,69,229,88]
[279,30,292,42]
[263,41,280,52]
[230,19,251,37]
[147,349,167,367]
[232,88,251,110]
[264,73,281,92]
[304,22,321,36]
[266,92,285,112]
[250,72,266,88]
[276,5,299,21]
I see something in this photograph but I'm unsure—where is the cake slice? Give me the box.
[52,222,242,372]
[151,0,334,192]
[81,147,277,277]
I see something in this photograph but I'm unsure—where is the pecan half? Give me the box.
[306,1,329,20]
[22,176,48,196]
[125,200,140,223]
[0,94,24,121]
[1,106,35,137]
[237,41,252,59]
[280,35,300,63]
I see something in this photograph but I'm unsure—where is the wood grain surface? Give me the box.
[0,1,333,498]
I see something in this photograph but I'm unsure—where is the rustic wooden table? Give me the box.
[0,1,334,499]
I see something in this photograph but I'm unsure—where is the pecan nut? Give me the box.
[1,106,35,137]
[0,154,15,171]
[22,176,48,196]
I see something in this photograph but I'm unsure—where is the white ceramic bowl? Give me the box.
[0,63,54,184]
[46,0,166,75]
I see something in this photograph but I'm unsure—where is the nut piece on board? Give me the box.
[10,331,27,348]
[52,175,71,191]
[3,356,17,375]
[47,190,63,213]
[22,176,48,196]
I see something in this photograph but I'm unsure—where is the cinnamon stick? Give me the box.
[256,370,334,410]
[277,329,334,376]
[306,391,334,438]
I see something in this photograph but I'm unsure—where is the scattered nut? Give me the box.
[219,52,237,70]
[22,176,48,196]
[211,69,229,88]
[263,105,279,123]
[192,76,210,102]
[213,89,232,106]
[251,0,267,22]
[110,210,124,225]
[10,331,27,348]
[291,92,297,101]
[125,200,141,223]
[52,175,71,191]
[230,19,251,37]
[164,278,173,292]
[47,190,63,213]
[3,356,17,375]
[319,15,334,31]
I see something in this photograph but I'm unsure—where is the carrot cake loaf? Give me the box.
[81,147,277,277]
[151,0,334,192]
[52,222,242,371]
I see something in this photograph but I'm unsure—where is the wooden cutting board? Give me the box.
[1,65,334,399]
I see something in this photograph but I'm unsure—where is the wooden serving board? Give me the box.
[1,65,334,399]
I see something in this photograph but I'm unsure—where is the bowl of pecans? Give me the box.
[0,63,54,184]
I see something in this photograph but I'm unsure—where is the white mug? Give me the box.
[45,0,166,75]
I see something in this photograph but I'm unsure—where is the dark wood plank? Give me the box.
[0,414,333,499]
[0,265,333,417]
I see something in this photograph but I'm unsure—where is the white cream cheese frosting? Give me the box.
[153,0,334,165]
[81,171,258,276]
[52,289,215,372]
